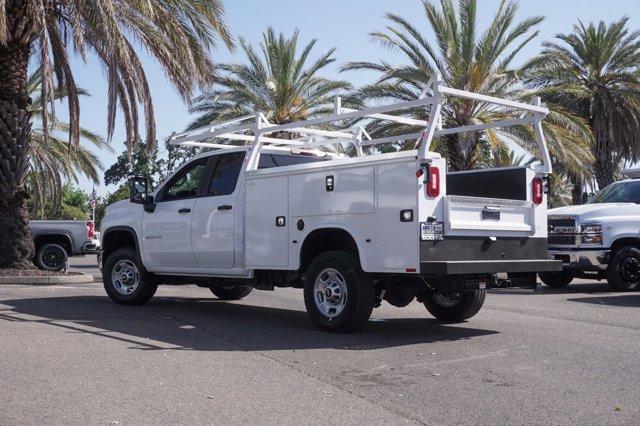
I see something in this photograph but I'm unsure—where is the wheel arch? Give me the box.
[102,226,142,265]
[298,226,366,273]
[34,233,73,255]
[610,237,640,254]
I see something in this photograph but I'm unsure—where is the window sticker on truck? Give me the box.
[421,222,444,241]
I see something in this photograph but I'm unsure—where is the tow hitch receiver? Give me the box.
[491,273,538,291]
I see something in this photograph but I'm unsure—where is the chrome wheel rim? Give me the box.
[111,259,140,295]
[314,268,347,318]
[434,292,462,308]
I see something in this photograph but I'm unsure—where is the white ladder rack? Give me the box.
[169,74,552,173]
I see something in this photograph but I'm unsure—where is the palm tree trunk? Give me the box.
[593,145,616,190]
[0,41,35,268]
[445,134,466,171]
[571,177,583,205]
[592,116,616,190]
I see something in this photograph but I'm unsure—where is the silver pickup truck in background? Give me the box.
[29,220,96,271]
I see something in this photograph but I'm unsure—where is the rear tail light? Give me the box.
[426,166,440,197]
[87,221,95,239]
[532,178,543,204]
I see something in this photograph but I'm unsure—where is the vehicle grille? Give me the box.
[548,235,578,245]
[548,217,578,246]
[548,217,576,228]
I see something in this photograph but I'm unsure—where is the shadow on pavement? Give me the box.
[567,294,640,307]
[0,295,498,352]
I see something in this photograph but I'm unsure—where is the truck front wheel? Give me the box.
[103,248,157,305]
[606,245,640,291]
[303,250,375,333]
[423,290,486,322]
[539,271,574,288]
[210,285,253,300]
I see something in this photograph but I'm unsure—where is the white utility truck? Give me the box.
[99,76,560,332]
[544,169,640,291]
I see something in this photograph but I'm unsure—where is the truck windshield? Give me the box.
[588,181,640,204]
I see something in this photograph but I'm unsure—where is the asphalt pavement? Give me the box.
[1,257,639,424]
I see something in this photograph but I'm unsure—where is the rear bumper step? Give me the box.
[421,259,562,276]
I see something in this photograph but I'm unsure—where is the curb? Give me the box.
[0,273,95,285]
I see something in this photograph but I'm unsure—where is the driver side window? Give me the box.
[162,159,208,201]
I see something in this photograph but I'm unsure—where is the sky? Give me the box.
[59,0,640,196]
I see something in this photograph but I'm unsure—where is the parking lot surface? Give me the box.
[1,260,639,424]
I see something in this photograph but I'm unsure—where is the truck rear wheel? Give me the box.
[539,271,574,288]
[423,290,486,322]
[103,248,157,305]
[303,250,375,333]
[606,245,640,291]
[210,285,253,300]
[35,243,68,271]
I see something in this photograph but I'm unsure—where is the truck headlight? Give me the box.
[580,222,603,245]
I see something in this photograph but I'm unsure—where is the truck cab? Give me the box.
[545,170,640,291]
[100,147,333,277]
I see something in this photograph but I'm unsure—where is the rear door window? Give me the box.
[208,152,246,196]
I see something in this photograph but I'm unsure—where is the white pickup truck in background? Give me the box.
[544,169,640,291]
[99,76,560,333]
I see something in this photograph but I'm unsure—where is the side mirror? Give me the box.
[129,176,149,204]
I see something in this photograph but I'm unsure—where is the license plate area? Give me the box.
[482,207,500,221]
[421,222,444,241]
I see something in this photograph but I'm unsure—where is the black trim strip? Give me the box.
[421,259,562,275]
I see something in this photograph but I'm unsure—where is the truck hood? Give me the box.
[549,203,637,222]
[105,199,130,214]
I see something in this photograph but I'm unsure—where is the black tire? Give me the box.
[210,285,253,300]
[35,243,68,271]
[606,245,640,292]
[303,250,375,333]
[103,247,157,305]
[423,290,486,322]
[539,271,574,288]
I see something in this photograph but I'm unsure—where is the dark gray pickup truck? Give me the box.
[29,220,96,271]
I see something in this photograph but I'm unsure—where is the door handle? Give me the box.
[178,208,191,214]
[217,205,233,211]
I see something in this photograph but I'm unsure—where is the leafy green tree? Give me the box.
[35,183,90,220]
[189,27,351,130]
[0,0,232,268]
[104,142,163,189]
[526,18,640,190]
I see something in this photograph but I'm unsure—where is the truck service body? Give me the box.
[99,75,560,332]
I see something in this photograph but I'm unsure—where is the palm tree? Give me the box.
[525,18,640,190]
[25,71,109,219]
[188,27,351,131]
[0,1,232,268]
[343,0,593,189]
[342,0,546,170]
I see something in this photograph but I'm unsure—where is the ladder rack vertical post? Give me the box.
[245,112,264,171]
[532,96,552,174]
[418,74,442,158]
